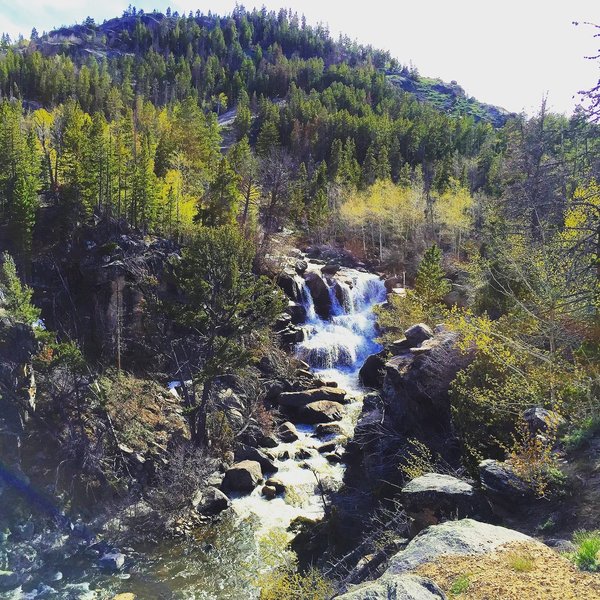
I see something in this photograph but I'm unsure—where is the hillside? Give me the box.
[26,10,512,127]
[388,72,512,126]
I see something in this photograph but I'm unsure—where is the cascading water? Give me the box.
[296,267,387,387]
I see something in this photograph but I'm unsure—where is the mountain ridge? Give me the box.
[18,9,511,126]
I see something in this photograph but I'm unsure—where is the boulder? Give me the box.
[297,447,318,459]
[257,434,279,449]
[261,485,277,499]
[265,478,286,494]
[478,459,531,505]
[278,387,347,408]
[523,407,566,436]
[400,473,483,531]
[304,271,332,319]
[318,440,338,453]
[294,259,308,274]
[359,353,386,388]
[0,570,20,591]
[277,270,303,301]
[316,422,351,438]
[222,460,263,492]
[98,552,126,571]
[193,486,231,515]
[338,520,530,599]
[390,338,413,354]
[325,452,343,464]
[321,263,341,275]
[287,301,308,324]
[336,574,444,599]
[235,444,278,474]
[278,421,299,442]
[299,401,344,424]
[404,324,434,346]
[386,519,530,574]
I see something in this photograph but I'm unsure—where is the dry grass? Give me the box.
[416,541,600,600]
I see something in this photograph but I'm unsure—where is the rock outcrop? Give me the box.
[381,328,466,437]
[304,271,332,319]
[358,353,386,388]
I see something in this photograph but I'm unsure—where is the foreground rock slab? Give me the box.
[336,519,530,599]
[337,574,444,599]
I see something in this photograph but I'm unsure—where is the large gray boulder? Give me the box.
[235,444,278,474]
[278,387,347,408]
[387,519,529,574]
[400,473,482,531]
[299,401,344,424]
[336,574,445,599]
[222,460,262,492]
[404,324,434,346]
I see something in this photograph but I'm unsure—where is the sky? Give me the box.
[0,0,598,116]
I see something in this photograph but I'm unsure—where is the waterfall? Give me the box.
[298,276,318,323]
[296,268,386,386]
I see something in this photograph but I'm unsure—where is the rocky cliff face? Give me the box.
[348,324,471,489]
[30,214,179,367]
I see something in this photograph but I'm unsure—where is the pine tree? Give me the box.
[0,252,40,323]
[414,244,451,306]
[199,156,240,226]
[0,101,40,256]
[256,120,280,157]
[308,161,329,230]
[170,224,284,445]
[362,143,377,187]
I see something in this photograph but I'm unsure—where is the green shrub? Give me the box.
[505,550,535,572]
[449,574,470,595]
[563,417,600,451]
[570,530,600,572]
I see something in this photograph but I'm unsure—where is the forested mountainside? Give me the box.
[0,6,599,600]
